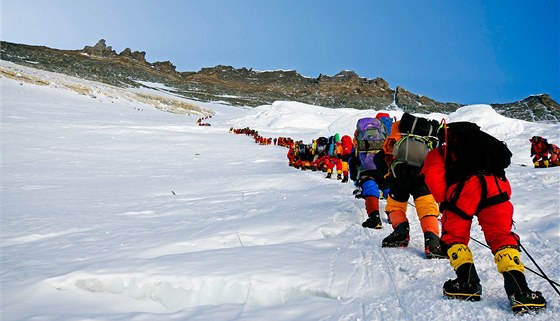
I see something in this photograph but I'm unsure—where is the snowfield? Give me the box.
[1,61,559,321]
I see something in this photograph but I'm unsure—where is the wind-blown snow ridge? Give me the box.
[51,273,335,311]
[2,228,91,246]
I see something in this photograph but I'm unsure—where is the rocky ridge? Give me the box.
[1,39,558,122]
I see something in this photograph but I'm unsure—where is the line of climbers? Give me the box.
[196,115,212,126]
[288,133,355,181]
[230,112,551,315]
[230,127,294,146]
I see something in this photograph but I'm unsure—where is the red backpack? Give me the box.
[340,135,354,155]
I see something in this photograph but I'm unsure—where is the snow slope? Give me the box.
[1,61,559,321]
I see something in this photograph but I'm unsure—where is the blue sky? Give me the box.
[2,0,559,104]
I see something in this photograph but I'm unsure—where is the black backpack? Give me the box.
[391,113,439,172]
[441,122,512,183]
[399,112,440,137]
[315,137,329,155]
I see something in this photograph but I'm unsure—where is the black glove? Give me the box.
[353,189,363,199]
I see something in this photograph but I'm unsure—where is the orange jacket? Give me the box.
[382,121,402,166]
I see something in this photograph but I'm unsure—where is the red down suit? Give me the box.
[421,147,518,253]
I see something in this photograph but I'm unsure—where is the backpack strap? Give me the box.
[440,175,510,220]
[477,175,509,211]
[410,117,418,134]
[440,180,473,220]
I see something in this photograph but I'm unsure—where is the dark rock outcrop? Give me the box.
[395,86,462,114]
[152,61,177,74]
[492,94,560,123]
[82,39,117,57]
[118,47,147,62]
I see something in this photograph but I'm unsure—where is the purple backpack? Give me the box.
[356,117,386,170]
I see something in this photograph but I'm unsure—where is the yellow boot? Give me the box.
[443,244,481,301]
[495,247,547,314]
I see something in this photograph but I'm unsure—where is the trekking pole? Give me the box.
[517,240,560,296]
[470,236,560,294]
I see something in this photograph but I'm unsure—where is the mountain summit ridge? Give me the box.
[1,39,558,123]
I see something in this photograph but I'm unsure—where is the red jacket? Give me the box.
[422,147,513,216]
[421,148,447,203]
[530,136,549,161]
[422,147,515,252]
[312,155,336,169]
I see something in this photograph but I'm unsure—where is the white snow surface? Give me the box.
[1,61,559,321]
